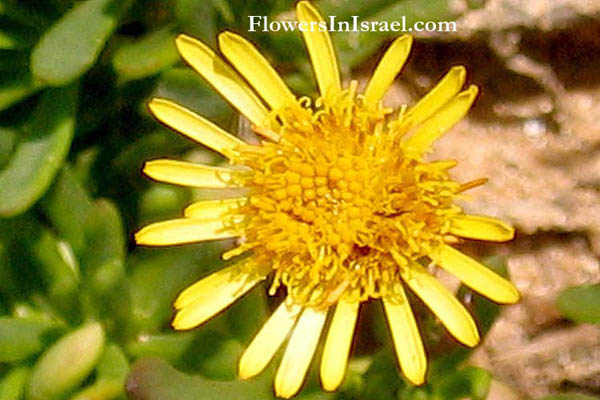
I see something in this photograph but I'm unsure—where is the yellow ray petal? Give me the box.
[184,198,247,219]
[296,1,340,99]
[320,300,359,391]
[143,159,240,188]
[275,307,328,399]
[172,263,265,330]
[175,34,280,138]
[449,214,515,242]
[383,289,427,385]
[148,98,250,158]
[218,31,296,111]
[238,301,302,380]
[134,218,242,247]
[432,245,520,304]
[174,262,258,309]
[403,66,466,129]
[403,85,478,155]
[363,35,413,107]
[394,255,480,347]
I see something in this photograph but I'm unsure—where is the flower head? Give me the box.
[135,1,519,398]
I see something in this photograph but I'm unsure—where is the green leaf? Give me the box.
[27,321,105,400]
[295,391,335,400]
[97,343,129,381]
[557,285,600,324]
[0,17,38,49]
[174,328,243,378]
[0,31,20,50]
[125,357,273,400]
[0,2,51,30]
[71,380,124,400]
[153,68,232,125]
[0,366,30,400]
[175,0,217,44]
[0,86,76,217]
[283,72,316,96]
[428,347,471,380]
[131,331,242,379]
[225,287,268,343]
[41,166,94,256]
[432,366,491,400]
[30,228,80,308]
[113,26,179,82]
[0,70,42,112]
[31,0,131,85]
[361,351,403,400]
[138,184,191,224]
[0,317,60,363]
[70,343,131,400]
[112,130,193,176]
[126,332,196,364]
[193,336,243,380]
[127,245,224,332]
[0,50,30,71]
[0,127,17,169]
[0,215,61,303]
[73,146,100,186]
[82,199,126,294]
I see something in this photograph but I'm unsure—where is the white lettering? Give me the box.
[351,16,358,32]
[248,16,261,32]
[247,15,457,33]
[280,20,298,32]
[269,20,281,32]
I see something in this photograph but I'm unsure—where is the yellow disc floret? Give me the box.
[227,82,464,308]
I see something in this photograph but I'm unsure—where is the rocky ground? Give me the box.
[377,1,600,397]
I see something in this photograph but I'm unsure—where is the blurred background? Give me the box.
[0,0,599,399]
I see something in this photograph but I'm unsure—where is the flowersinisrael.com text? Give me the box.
[248,15,457,33]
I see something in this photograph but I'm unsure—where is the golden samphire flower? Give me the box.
[135,1,520,398]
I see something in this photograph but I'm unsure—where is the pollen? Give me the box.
[229,85,463,308]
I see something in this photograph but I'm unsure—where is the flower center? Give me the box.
[231,84,464,307]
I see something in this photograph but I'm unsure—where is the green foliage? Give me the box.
[0,367,30,400]
[0,86,76,217]
[346,349,491,400]
[0,318,62,363]
[125,357,272,400]
[27,322,105,400]
[31,0,132,85]
[557,284,600,324]
[113,26,179,82]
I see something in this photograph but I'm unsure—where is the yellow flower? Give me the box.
[135,1,519,398]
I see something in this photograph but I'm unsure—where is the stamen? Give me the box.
[458,177,488,193]
[231,88,473,307]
